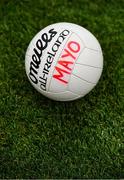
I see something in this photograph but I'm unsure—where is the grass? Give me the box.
[0,0,124,178]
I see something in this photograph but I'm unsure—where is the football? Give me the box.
[25,22,103,101]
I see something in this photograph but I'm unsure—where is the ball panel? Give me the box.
[46,91,80,101]
[81,33,102,51]
[48,77,67,93]
[76,48,103,68]
[30,85,79,101]
[68,74,95,95]
[73,64,102,84]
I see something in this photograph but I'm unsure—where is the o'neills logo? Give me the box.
[29,28,57,84]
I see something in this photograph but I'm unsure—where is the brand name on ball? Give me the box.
[29,28,57,84]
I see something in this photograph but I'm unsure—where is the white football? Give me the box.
[25,22,103,101]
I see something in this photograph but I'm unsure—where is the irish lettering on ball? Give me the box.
[53,40,81,84]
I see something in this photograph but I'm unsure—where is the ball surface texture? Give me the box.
[25,22,103,101]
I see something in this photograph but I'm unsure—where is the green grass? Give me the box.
[0,0,124,178]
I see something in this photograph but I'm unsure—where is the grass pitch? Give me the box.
[0,0,124,178]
